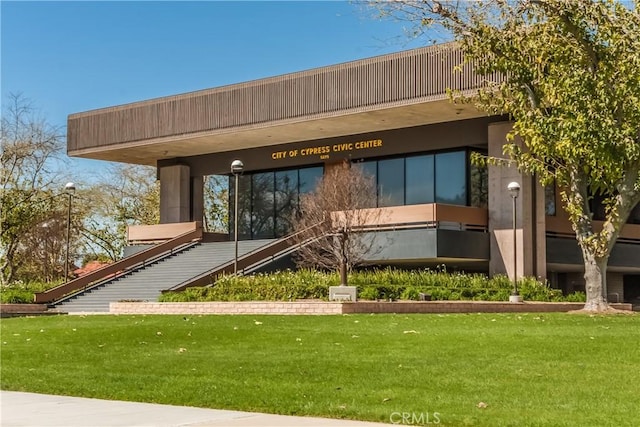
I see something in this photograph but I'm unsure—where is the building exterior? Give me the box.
[67,43,640,302]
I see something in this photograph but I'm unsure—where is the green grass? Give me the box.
[1,313,639,426]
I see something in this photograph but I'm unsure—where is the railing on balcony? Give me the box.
[165,204,487,293]
[545,216,640,244]
[127,221,202,244]
[165,223,325,292]
[333,203,488,232]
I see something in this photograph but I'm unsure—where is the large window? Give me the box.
[378,158,405,207]
[274,170,299,237]
[590,191,640,225]
[355,161,378,208]
[469,157,488,209]
[230,165,323,240]
[435,151,467,205]
[544,184,556,216]
[251,173,275,239]
[356,149,483,208]
[406,155,435,205]
[228,149,489,240]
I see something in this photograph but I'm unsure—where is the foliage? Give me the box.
[0,94,161,284]
[81,164,160,261]
[0,93,66,285]
[290,163,387,285]
[160,270,333,302]
[0,280,62,303]
[369,0,640,311]
[2,314,639,425]
[159,268,584,303]
[203,175,229,233]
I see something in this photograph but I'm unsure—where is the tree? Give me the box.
[13,206,69,283]
[81,164,160,261]
[203,175,229,233]
[0,93,65,285]
[1,94,161,283]
[291,162,386,286]
[370,0,640,312]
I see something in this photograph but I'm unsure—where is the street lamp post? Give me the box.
[40,221,51,282]
[64,182,76,281]
[231,160,244,274]
[507,181,521,303]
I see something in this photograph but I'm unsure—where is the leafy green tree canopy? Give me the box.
[1,93,65,284]
[370,0,640,311]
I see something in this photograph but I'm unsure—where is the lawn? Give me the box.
[1,313,638,426]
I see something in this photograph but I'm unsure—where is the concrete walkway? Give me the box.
[0,391,389,427]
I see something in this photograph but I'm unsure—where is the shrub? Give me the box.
[518,277,563,302]
[400,287,421,301]
[1,289,33,304]
[0,280,62,304]
[358,287,379,301]
[565,291,587,302]
[158,268,586,304]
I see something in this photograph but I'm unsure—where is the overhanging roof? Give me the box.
[67,43,496,166]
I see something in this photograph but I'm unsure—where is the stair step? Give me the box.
[52,240,279,313]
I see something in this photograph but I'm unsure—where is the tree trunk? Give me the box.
[582,251,610,312]
[339,229,348,286]
[340,261,348,286]
[1,247,17,285]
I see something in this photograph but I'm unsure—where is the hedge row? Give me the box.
[159,269,586,303]
[0,280,62,304]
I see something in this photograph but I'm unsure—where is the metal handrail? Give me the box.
[545,230,640,245]
[349,220,488,233]
[49,240,201,306]
[165,219,487,293]
[35,227,203,303]
[165,223,325,292]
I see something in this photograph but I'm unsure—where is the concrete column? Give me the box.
[160,164,190,223]
[488,122,546,280]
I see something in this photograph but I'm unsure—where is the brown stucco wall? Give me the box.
[161,116,500,176]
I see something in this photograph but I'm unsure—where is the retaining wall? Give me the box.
[110,301,344,315]
[1,304,51,318]
[110,301,633,315]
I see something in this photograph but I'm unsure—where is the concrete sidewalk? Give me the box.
[0,391,389,427]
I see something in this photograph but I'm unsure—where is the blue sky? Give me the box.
[2,1,434,178]
[2,1,428,131]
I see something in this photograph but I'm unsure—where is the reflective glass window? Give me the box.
[378,158,405,207]
[544,184,556,216]
[355,161,378,208]
[299,166,323,195]
[435,151,467,205]
[251,173,275,239]
[275,170,299,237]
[469,155,488,208]
[405,155,434,205]
[229,174,252,240]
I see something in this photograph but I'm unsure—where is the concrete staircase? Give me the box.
[52,240,273,313]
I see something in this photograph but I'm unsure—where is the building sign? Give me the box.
[271,139,383,161]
